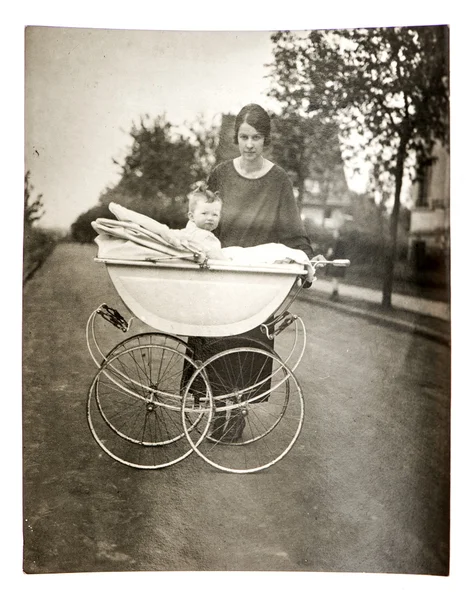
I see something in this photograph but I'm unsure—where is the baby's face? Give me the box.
[190,199,221,231]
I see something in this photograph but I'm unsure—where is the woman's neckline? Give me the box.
[232,157,275,180]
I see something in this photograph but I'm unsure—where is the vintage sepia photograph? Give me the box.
[21,15,457,591]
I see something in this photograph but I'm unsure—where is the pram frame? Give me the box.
[95,256,307,337]
[86,256,349,473]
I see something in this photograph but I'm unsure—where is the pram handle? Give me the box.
[311,258,350,268]
[300,257,350,288]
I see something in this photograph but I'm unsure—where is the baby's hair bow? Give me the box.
[191,181,221,202]
[192,181,208,194]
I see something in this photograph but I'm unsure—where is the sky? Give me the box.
[25,28,282,230]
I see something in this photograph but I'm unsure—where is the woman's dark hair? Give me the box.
[233,103,271,146]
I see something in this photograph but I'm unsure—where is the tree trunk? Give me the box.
[296,171,305,211]
[382,133,408,309]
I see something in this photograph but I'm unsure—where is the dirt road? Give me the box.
[22,243,450,574]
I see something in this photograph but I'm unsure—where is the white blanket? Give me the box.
[223,244,309,266]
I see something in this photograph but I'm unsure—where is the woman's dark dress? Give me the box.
[184,160,313,440]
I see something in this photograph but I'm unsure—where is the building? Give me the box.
[408,141,450,260]
[300,161,353,231]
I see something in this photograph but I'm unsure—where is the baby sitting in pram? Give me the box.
[99,183,320,284]
[182,182,318,284]
[180,181,225,260]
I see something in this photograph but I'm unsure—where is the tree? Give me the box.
[24,170,45,228]
[108,114,218,226]
[184,114,220,182]
[270,113,344,209]
[71,114,219,239]
[114,114,198,202]
[70,204,111,243]
[268,26,449,307]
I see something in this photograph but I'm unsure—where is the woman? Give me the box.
[209,103,313,255]
[188,104,314,442]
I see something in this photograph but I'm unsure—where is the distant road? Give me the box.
[23,243,450,574]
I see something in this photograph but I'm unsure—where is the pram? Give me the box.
[86,222,349,473]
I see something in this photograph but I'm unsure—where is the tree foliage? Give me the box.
[107,114,218,225]
[270,113,344,208]
[268,26,449,306]
[269,27,449,176]
[70,204,112,243]
[113,115,201,202]
[71,114,219,241]
[24,170,45,228]
[185,114,220,181]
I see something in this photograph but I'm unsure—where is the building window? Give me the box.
[416,159,433,207]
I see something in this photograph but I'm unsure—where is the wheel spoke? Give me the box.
[181,347,304,473]
[87,339,209,469]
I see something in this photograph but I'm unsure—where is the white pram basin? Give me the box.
[96,257,306,336]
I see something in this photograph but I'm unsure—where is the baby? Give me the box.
[105,186,315,281]
[183,182,226,260]
[184,182,316,283]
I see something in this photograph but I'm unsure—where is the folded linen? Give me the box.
[91,219,205,260]
[93,233,203,261]
[108,202,175,238]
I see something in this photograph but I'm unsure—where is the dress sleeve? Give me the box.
[278,173,314,259]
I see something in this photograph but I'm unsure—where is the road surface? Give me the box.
[22,243,450,574]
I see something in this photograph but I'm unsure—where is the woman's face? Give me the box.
[237,122,265,163]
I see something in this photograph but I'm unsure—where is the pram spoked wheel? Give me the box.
[87,342,212,469]
[104,331,190,362]
[181,347,304,474]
